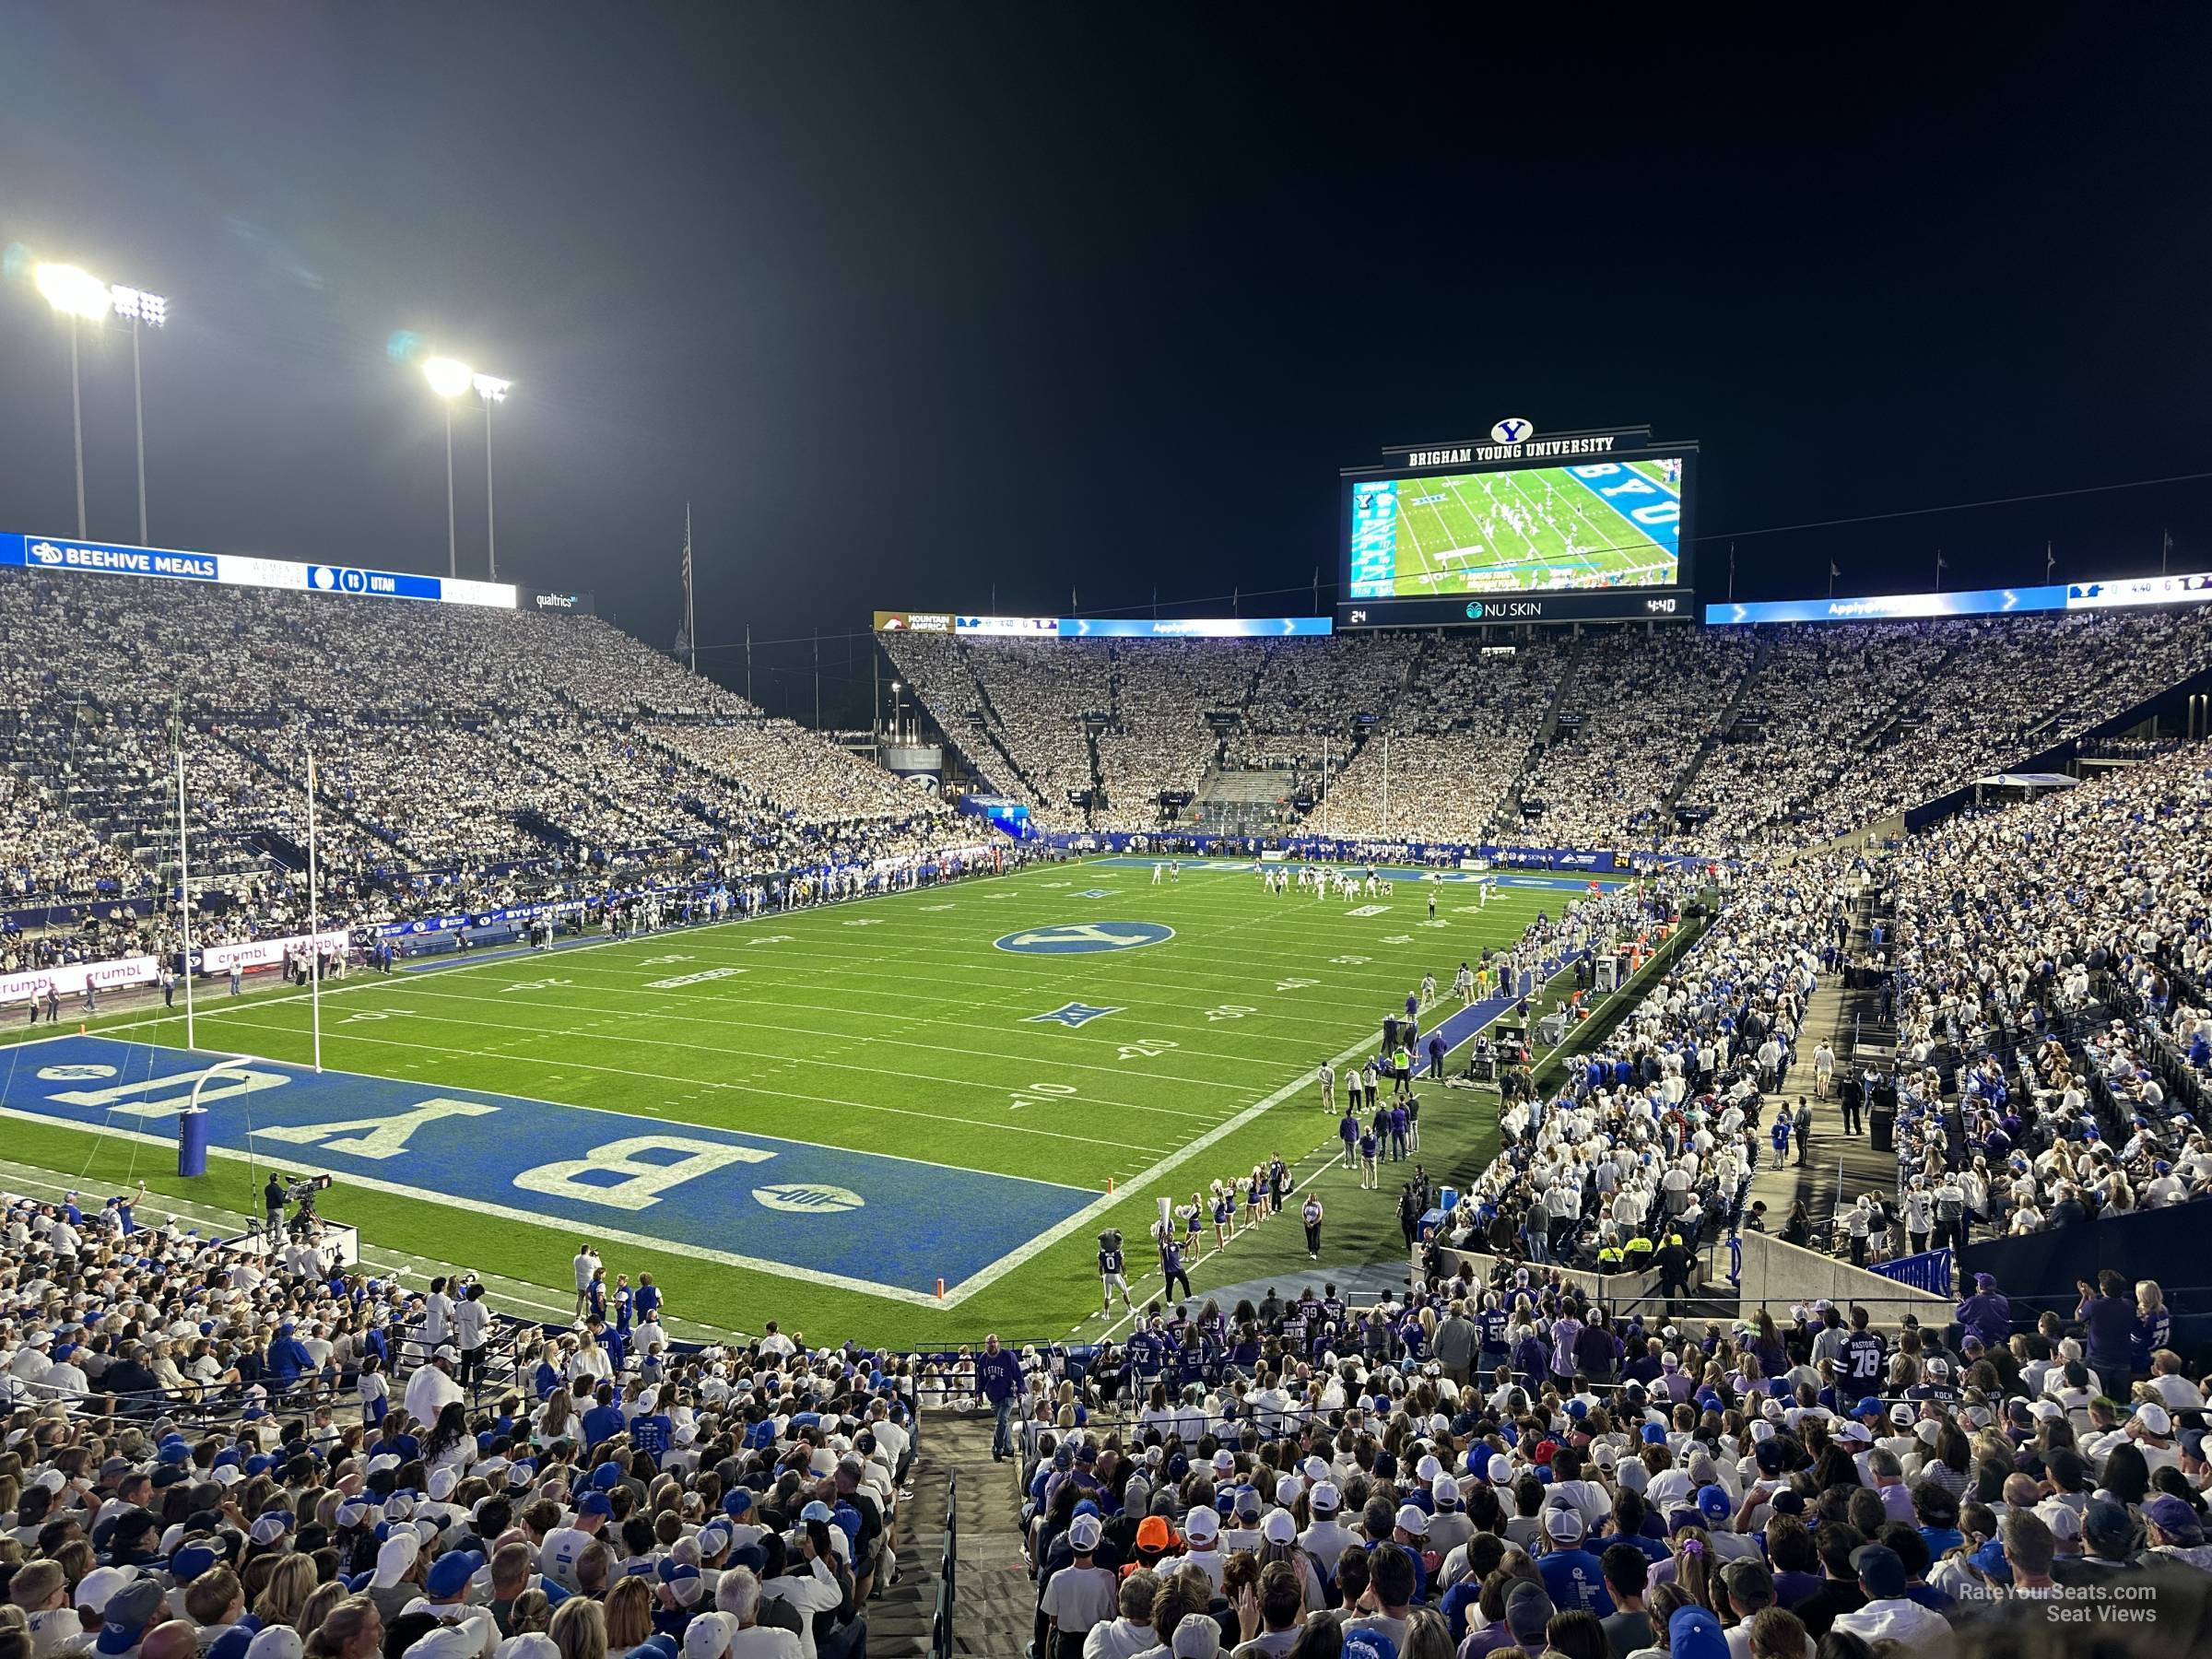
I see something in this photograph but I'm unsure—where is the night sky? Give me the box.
[3,9,2208,723]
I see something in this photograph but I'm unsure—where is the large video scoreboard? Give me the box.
[1339,422,1698,627]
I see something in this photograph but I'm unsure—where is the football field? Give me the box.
[0,857,1618,1347]
[1377,459,1681,595]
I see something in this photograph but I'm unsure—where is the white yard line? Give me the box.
[0,857,1632,1314]
[166,1009,1173,1157]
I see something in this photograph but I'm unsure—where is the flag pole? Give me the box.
[684,503,698,676]
[174,712,195,1053]
[308,749,322,1074]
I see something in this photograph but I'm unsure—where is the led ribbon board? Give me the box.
[0,532,519,609]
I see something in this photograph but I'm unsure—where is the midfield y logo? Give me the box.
[994,922,1175,955]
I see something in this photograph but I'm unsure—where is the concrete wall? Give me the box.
[1735,1230,1951,1328]
[1430,1245,1663,1312]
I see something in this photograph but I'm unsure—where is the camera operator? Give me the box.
[288,1178,321,1243]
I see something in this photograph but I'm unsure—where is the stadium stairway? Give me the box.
[852,1422,959,1659]
[1732,927,1892,1258]
[1490,631,1586,835]
[1530,630,1586,747]
[1661,632,1773,819]
[951,638,1041,805]
[910,1413,1041,1658]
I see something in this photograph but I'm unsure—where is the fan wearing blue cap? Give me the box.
[1666,1606,1727,1659]
[411,1549,487,1613]
[537,1497,611,1594]
[1828,1543,1952,1649]
[653,1558,708,1637]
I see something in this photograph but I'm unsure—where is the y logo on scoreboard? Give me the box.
[1489,418,1534,444]
[994,922,1174,955]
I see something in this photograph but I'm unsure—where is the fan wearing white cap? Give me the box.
[403,1625,484,1659]
[1535,1506,1613,1617]
[1299,1481,1356,1574]
[1041,1514,1116,1659]
[1180,1507,1227,1593]
[1425,1476,1474,1557]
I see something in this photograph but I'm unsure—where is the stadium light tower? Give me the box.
[33,262,111,538]
[473,371,512,581]
[110,282,169,546]
[422,356,473,578]
[420,357,510,581]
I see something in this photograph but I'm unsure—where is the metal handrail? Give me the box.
[930,1472,957,1659]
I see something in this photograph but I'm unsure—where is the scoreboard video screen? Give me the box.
[1340,426,1698,626]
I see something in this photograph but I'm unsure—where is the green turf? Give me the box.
[0,859,1611,1347]
[1384,462,1677,596]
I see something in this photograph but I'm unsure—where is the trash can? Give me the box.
[1868,1103,1896,1154]
[177,1107,209,1178]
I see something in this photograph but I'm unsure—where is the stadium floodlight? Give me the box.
[112,282,168,545]
[421,358,473,577]
[418,359,511,579]
[34,263,110,538]
[110,285,167,328]
[33,262,111,321]
[422,356,475,398]
[473,373,511,581]
[31,262,173,542]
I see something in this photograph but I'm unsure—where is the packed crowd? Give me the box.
[890,606,2212,861]
[0,1187,912,1659]
[1226,638,1421,780]
[0,574,970,965]
[1094,643,1261,833]
[11,592,2212,922]
[1323,641,1569,846]
[1429,855,1855,1284]
[1516,633,1760,854]
[1860,740,2212,1249]
[1008,1248,2212,1659]
[1677,609,2212,857]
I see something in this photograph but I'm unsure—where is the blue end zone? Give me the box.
[1566,461,1679,564]
[0,1036,1092,1305]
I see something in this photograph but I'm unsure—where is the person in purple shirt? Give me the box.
[1512,1326,1550,1392]
[1954,1272,2011,1350]
[975,1333,1023,1462]
[1573,1311,1622,1382]
[2076,1270,2138,1386]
